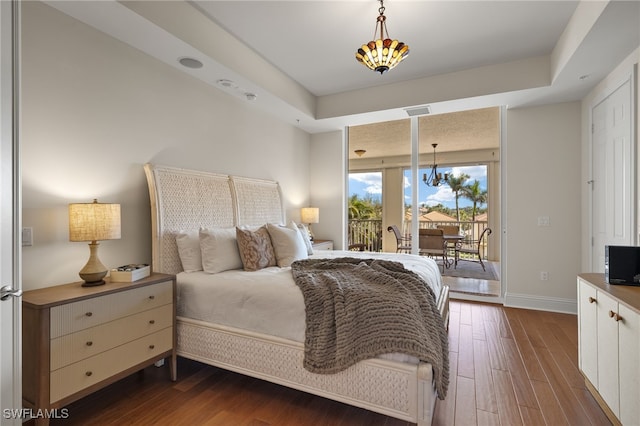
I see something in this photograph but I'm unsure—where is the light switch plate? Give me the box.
[537,216,550,227]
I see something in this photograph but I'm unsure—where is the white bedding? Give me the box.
[176,251,443,363]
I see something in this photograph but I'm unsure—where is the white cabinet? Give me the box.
[578,274,640,425]
[578,281,598,386]
[595,289,621,417]
[618,303,640,425]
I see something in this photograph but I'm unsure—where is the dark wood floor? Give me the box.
[48,300,611,426]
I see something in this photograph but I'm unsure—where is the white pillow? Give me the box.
[295,222,314,255]
[176,230,202,272]
[266,222,308,267]
[199,227,243,273]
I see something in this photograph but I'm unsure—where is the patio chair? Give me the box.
[455,227,492,271]
[418,228,447,273]
[387,225,411,253]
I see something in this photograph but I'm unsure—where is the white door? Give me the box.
[591,76,634,271]
[0,1,22,425]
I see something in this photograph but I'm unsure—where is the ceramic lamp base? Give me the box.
[79,242,108,286]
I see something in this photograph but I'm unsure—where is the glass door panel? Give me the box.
[347,171,383,251]
[348,119,410,252]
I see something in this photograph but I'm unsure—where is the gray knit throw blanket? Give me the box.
[291,257,449,399]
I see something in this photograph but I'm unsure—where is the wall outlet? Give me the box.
[540,271,549,281]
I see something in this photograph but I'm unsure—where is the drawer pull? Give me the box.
[608,310,623,321]
[149,344,155,350]
[148,295,155,300]
[149,320,155,325]
[85,371,92,377]
[588,297,596,304]
[86,341,93,347]
[85,312,93,317]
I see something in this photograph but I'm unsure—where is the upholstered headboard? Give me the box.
[144,163,284,275]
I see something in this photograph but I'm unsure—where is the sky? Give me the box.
[349,165,488,209]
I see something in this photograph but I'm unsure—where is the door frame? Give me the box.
[0,0,22,424]
[345,108,504,301]
[588,69,637,272]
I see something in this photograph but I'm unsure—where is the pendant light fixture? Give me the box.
[423,144,449,187]
[355,0,409,74]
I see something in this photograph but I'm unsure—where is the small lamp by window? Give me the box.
[301,207,319,241]
[69,199,121,287]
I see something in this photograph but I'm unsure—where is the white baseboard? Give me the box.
[450,292,503,304]
[504,292,577,314]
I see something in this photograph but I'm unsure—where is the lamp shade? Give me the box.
[69,199,121,242]
[301,207,319,224]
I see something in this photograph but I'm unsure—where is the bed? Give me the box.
[144,163,450,425]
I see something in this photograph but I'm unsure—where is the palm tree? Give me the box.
[348,194,380,219]
[446,173,469,221]
[348,194,382,250]
[461,180,488,221]
[348,195,360,219]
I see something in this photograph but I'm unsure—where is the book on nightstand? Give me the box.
[109,264,150,282]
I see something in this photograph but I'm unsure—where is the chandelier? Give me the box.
[423,144,449,187]
[355,0,409,74]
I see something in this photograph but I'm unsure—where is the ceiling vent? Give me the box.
[405,106,431,117]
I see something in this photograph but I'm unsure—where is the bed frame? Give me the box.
[144,163,450,425]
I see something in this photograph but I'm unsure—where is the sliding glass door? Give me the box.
[347,107,500,273]
[348,118,410,253]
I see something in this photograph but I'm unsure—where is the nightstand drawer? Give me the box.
[50,280,173,338]
[312,240,333,250]
[50,304,173,370]
[50,327,173,403]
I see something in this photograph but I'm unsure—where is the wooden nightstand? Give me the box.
[22,273,176,425]
[312,239,334,250]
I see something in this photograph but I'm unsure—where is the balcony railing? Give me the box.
[347,219,383,252]
[348,219,490,258]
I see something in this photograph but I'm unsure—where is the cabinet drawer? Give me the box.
[50,280,173,338]
[51,304,173,370]
[50,327,173,403]
[312,241,333,250]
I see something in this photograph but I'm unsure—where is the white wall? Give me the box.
[20,2,311,290]
[309,131,345,249]
[504,102,582,313]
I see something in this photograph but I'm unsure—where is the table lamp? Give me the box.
[300,207,319,241]
[69,199,121,287]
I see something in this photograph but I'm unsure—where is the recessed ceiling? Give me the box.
[348,107,500,159]
[46,0,640,133]
[194,1,578,97]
